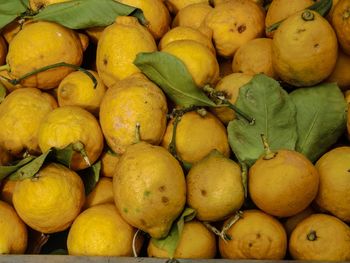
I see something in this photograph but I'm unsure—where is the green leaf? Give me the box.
[0,0,29,29]
[227,74,298,167]
[79,161,101,195]
[30,0,147,29]
[0,156,35,182]
[52,143,75,167]
[290,83,347,162]
[151,208,196,259]
[134,52,216,108]
[8,150,52,180]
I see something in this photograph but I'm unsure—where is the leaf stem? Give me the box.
[73,141,91,167]
[260,134,277,160]
[9,62,97,88]
[221,211,243,241]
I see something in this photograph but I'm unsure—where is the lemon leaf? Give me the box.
[290,83,347,162]
[151,207,196,259]
[30,0,147,29]
[0,0,29,29]
[227,74,298,167]
[0,156,35,182]
[79,161,101,195]
[53,143,75,167]
[134,52,216,108]
[8,150,52,181]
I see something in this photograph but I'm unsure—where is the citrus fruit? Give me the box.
[84,177,114,209]
[326,49,350,90]
[165,0,209,14]
[172,3,213,29]
[331,0,350,55]
[0,179,17,205]
[100,150,120,178]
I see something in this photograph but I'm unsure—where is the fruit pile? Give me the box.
[0,0,349,260]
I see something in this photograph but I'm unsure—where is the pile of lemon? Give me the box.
[0,0,350,261]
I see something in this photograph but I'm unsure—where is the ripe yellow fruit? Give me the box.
[162,111,230,164]
[172,3,213,29]
[187,150,244,221]
[289,214,350,261]
[0,201,27,254]
[29,0,71,11]
[6,21,84,89]
[0,88,57,156]
[265,0,314,36]
[327,49,350,90]
[272,10,338,86]
[67,203,139,256]
[96,16,157,88]
[283,207,314,236]
[114,142,186,239]
[38,106,104,170]
[84,177,114,209]
[148,221,216,259]
[0,179,17,205]
[202,0,265,57]
[165,0,209,14]
[162,40,219,87]
[219,210,287,260]
[100,150,120,178]
[211,73,252,124]
[315,147,350,222]
[159,26,215,54]
[0,70,24,92]
[118,0,171,40]
[99,74,168,155]
[57,70,106,116]
[232,38,277,78]
[249,150,319,217]
[13,163,85,234]
[331,0,350,55]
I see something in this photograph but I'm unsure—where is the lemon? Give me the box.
[0,179,16,205]
[6,21,85,89]
[162,111,230,164]
[100,150,120,178]
[114,142,186,239]
[96,16,157,88]
[57,70,106,115]
[38,106,104,170]
[13,163,85,233]
[67,203,139,256]
[0,201,27,254]
[84,177,114,209]
[326,48,350,90]
[187,150,244,222]
[99,73,167,154]
[165,0,209,14]
[148,221,216,258]
[0,88,57,156]
[172,3,213,29]
[162,40,219,87]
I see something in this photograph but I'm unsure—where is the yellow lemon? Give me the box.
[289,214,350,261]
[159,26,215,54]
[165,0,209,14]
[162,40,219,87]
[219,210,287,259]
[84,177,114,209]
[331,0,350,55]
[327,47,350,91]
[57,70,106,116]
[67,203,139,256]
[148,221,216,259]
[99,74,167,154]
[187,150,244,222]
[0,201,27,254]
[202,0,265,57]
[38,106,104,170]
[172,3,213,29]
[0,179,17,205]
[118,0,171,40]
[13,163,85,233]
[0,88,57,156]
[315,147,350,222]
[114,142,186,239]
[6,21,85,89]
[162,111,230,164]
[211,73,253,124]
[272,10,338,86]
[232,38,277,78]
[96,16,157,88]
[100,150,120,178]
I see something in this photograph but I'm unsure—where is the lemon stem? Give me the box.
[307,230,317,241]
[134,123,141,143]
[221,211,244,241]
[0,64,10,72]
[132,229,141,257]
[73,141,91,167]
[260,134,277,160]
[9,62,97,88]
[30,233,50,254]
[203,85,255,125]
[302,10,315,21]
